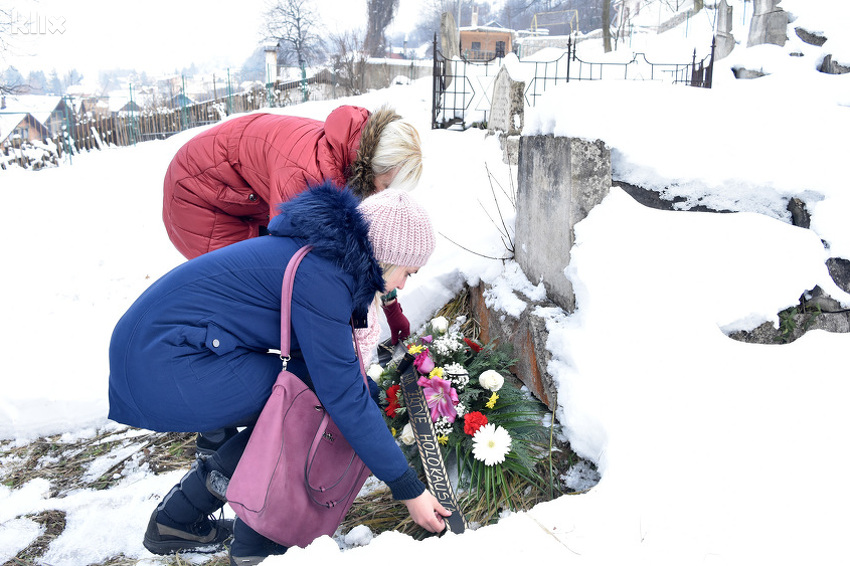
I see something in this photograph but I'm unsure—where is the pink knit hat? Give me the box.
[358,189,436,267]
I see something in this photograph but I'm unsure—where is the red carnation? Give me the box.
[464,337,483,353]
[463,411,488,436]
[385,385,401,418]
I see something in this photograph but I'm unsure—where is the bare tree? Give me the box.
[601,0,612,52]
[263,0,324,68]
[364,0,399,57]
[0,6,9,52]
[329,30,368,96]
[1,6,21,95]
[1,66,26,96]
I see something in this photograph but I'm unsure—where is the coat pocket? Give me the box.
[204,322,239,356]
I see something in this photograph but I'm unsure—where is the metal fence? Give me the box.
[432,35,715,130]
[432,39,504,130]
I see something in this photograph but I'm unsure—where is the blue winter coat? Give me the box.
[108,182,420,494]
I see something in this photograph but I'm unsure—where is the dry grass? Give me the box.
[339,432,581,539]
[0,430,209,566]
[1,510,66,566]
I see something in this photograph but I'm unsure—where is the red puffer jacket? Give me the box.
[162,105,370,259]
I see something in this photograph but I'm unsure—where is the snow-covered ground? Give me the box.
[2,1,850,564]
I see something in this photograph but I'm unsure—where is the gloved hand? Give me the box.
[382,300,410,345]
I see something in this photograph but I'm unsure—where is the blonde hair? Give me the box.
[374,262,405,305]
[372,118,422,192]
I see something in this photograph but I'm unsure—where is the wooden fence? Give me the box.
[2,70,338,170]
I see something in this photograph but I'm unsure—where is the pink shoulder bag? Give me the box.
[226,245,372,548]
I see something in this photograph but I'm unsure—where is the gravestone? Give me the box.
[440,12,460,59]
[515,135,611,312]
[748,0,787,47]
[715,0,736,60]
[471,133,612,408]
[488,65,524,136]
[488,65,525,164]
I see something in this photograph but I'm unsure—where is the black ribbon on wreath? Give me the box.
[388,345,467,535]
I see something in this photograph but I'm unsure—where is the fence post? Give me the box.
[300,62,308,102]
[431,33,439,129]
[227,69,233,116]
[690,49,698,86]
[128,84,138,145]
[706,36,716,88]
[181,76,189,131]
[61,95,74,164]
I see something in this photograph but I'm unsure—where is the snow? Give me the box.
[3,2,850,565]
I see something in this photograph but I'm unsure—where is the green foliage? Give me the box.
[776,301,823,343]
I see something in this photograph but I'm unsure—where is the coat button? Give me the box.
[212,339,220,348]
[248,193,257,201]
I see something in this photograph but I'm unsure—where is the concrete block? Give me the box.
[469,282,557,411]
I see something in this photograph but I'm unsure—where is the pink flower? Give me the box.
[417,376,459,423]
[413,350,435,374]
[421,334,433,343]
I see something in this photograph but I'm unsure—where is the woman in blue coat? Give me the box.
[108,183,448,563]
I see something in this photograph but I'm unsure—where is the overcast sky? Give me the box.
[2,0,424,79]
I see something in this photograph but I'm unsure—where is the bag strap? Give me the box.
[280,245,313,360]
[279,245,368,388]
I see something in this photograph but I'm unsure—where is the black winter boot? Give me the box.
[143,509,232,554]
[143,459,232,554]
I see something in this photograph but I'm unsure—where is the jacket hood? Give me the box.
[346,106,401,199]
[267,181,385,318]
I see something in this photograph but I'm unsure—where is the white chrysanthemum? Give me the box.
[472,424,512,466]
[479,369,505,392]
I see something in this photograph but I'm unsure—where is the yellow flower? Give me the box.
[391,427,397,437]
[408,344,425,355]
[485,392,499,409]
[438,435,449,445]
[429,367,444,379]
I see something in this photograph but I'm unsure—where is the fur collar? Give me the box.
[266,182,385,319]
[346,105,401,199]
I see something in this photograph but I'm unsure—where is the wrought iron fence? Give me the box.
[432,34,715,130]
[432,35,504,130]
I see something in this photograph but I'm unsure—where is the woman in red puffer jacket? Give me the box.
[162,104,421,259]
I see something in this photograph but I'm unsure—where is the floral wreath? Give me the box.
[371,315,557,510]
